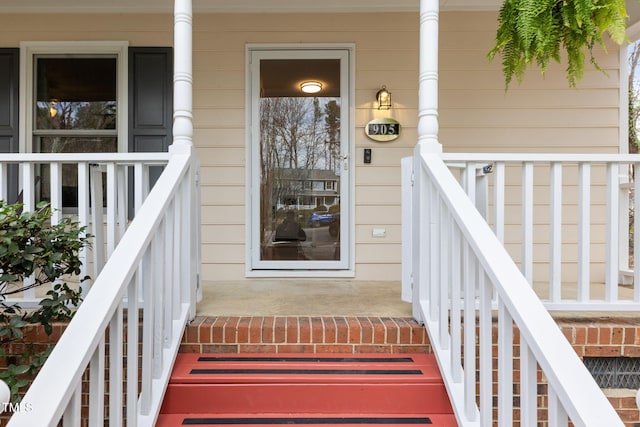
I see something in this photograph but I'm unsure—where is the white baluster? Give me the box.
[108,305,123,426]
[49,162,62,225]
[126,272,140,427]
[62,384,81,427]
[77,163,91,297]
[463,240,477,421]
[578,162,591,302]
[548,388,569,426]
[479,272,492,427]
[493,162,505,243]
[498,302,513,427]
[520,342,538,426]
[88,339,105,427]
[605,162,619,301]
[550,162,563,302]
[106,162,117,257]
[450,224,462,383]
[522,162,534,284]
[90,165,105,275]
[21,163,35,301]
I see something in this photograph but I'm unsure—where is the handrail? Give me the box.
[441,153,640,162]
[0,152,170,163]
[406,146,623,426]
[7,148,199,426]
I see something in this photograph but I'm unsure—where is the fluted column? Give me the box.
[418,0,441,152]
[172,0,193,150]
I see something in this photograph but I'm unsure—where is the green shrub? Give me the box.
[0,201,91,401]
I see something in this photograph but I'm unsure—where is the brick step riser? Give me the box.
[181,317,431,354]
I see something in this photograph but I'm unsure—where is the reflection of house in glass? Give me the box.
[272,168,339,210]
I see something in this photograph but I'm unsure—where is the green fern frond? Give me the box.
[489,0,631,89]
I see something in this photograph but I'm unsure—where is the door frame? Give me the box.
[245,43,355,277]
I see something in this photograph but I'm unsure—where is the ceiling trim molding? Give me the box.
[0,0,503,14]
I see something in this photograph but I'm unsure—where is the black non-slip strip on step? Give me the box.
[189,369,424,375]
[196,357,415,363]
[182,417,432,425]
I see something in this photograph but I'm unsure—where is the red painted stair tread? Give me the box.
[170,353,442,384]
[160,353,456,426]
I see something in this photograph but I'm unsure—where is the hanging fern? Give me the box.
[488,0,629,88]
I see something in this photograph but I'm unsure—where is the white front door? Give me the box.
[247,45,353,273]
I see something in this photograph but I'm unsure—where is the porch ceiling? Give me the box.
[2,0,503,13]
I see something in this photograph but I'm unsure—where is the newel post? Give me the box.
[172,0,193,152]
[407,0,443,323]
[173,0,200,320]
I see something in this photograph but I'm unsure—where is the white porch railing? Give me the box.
[6,147,200,426]
[0,152,172,305]
[403,146,624,426]
[438,153,640,311]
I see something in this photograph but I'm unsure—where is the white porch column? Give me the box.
[418,0,442,153]
[172,0,193,149]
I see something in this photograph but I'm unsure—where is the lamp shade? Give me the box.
[376,86,391,110]
[300,81,323,94]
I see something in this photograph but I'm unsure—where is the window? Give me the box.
[21,42,128,207]
[35,56,117,206]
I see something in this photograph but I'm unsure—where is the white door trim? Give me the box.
[245,43,355,277]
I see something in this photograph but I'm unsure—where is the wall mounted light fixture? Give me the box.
[300,81,323,94]
[376,86,391,110]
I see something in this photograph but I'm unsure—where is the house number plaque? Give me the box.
[365,118,401,142]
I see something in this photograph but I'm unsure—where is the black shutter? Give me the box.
[0,49,19,203]
[128,47,173,215]
[128,47,173,154]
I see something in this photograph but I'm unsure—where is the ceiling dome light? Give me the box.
[300,81,322,94]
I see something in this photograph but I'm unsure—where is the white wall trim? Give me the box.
[19,41,129,154]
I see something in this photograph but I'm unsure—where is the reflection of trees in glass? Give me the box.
[259,96,340,241]
[36,101,116,131]
[324,100,340,171]
[260,97,340,173]
[35,101,117,154]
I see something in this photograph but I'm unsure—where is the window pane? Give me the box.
[38,136,117,154]
[35,57,116,130]
[258,58,342,261]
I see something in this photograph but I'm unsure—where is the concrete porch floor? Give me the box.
[196,280,413,317]
[195,279,639,319]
